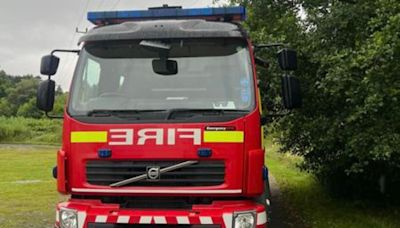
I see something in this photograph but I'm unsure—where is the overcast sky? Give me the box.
[0,0,226,90]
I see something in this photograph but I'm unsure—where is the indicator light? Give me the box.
[197,148,212,157]
[98,149,112,158]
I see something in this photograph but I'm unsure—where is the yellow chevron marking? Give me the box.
[203,131,244,143]
[71,131,108,143]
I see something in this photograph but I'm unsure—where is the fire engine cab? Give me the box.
[37,5,300,228]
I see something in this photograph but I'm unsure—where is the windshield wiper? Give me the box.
[87,109,167,117]
[86,109,249,120]
[165,108,249,120]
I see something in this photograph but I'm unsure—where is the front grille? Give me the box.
[88,224,220,228]
[86,160,225,187]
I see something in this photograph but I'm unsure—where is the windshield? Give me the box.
[68,39,255,117]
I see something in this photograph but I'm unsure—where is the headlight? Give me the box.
[233,211,256,228]
[60,208,78,228]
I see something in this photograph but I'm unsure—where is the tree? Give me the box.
[0,71,66,118]
[16,97,43,118]
[3,76,40,116]
[231,0,400,198]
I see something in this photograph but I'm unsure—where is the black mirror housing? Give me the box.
[282,75,302,109]
[37,80,56,112]
[152,59,178,75]
[41,55,60,76]
[278,49,297,71]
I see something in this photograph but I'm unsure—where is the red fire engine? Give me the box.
[37,5,300,228]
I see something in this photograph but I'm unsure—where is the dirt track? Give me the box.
[269,174,307,228]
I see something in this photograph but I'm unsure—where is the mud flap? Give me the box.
[256,168,272,226]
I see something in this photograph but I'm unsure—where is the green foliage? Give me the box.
[266,137,400,227]
[16,98,43,118]
[53,92,68,115]
[0,71,65,118]
[235,0,400,197]
[0,117,62,145]
[0,71,65,145]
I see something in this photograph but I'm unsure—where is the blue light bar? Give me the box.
[88,6,246,25]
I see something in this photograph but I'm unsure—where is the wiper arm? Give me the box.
[87,109,167,117]
[110,160,198,187]
[165,108,249,120]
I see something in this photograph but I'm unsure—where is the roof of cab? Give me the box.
[78,19,246,44]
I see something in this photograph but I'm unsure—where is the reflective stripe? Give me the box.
[139,216,152,224]
[223,213,233,228]
[257,211,267,225]
[176,216,190,224]
[203,131,244,143]
[71,131,108,143]
[117,216,130,224]
[154,216,167,224]
[200,216,213,224]
[95,215,107,223]
[78,211,87,228]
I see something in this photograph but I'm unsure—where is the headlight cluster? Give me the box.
[233,211,256,228]
[60,208,78,228]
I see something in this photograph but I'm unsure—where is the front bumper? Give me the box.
[55,199,267,228]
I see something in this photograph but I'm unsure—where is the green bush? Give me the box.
[0,117,62,145]
[236,0,400,198]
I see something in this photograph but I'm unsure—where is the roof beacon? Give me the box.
[87,5,246,25]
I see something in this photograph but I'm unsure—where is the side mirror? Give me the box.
[281,75,302,109]
[152,59,178,75]
[37,79,56,112]
[278,49,297,71]
[41,55,60,76]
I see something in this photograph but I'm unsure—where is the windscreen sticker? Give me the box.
[213,101,236,109]
[240,78,251,103]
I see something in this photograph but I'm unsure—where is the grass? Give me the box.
[265,137,400,228]
[0,117,62,145]
[0,145,67,228]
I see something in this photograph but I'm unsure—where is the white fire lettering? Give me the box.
[177,128,201,145]
[109,129,133,145]
[137,128,164,145]
[167,129,176,145]
[108,128,202,146]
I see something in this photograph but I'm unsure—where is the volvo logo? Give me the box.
[146,166,160,180]
[110,161,198,187]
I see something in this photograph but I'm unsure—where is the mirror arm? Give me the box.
[254,43,286,53]
[255,43,286,48]
[265,113,287,118]
[255,57,269,69]
[51,49,80,55]
[261,113,289,125]
[45,112,64,119]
